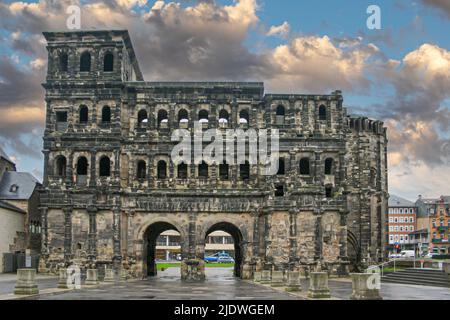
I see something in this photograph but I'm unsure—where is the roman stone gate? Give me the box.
[39,30,388,281]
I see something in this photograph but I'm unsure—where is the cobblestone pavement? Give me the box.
[2,268,449,300]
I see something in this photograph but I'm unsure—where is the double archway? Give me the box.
[141,219,245,279]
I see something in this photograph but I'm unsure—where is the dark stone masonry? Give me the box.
[39,30,388,281]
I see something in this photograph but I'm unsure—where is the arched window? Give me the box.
[137,109,148,126]
[198,110,209,123]
[79,105,88,123]
[99,156,111,177]
[319,105,327,121]
[59,53,68,72]
[299,158,310,175]
[80,51,91,72]
[102,106,111,123]
[277,157,285,175]
[137,160,146,180]
[275,185,284,197]
[76,157,88,175]
[239,109,249,125]
[178,109,189,124]
[324,158,334,175]
[157,160,167,179]
[240,161,250,180]
[103,52,114,72]
[178,162,188,179]
[276,105,285,125]
[219,162,229,180]
[198,161,208,178]
[55,156,67,177]
[158,109,168,127]
[219,109,229,125]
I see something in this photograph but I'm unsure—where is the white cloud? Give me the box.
[266,21,290,38]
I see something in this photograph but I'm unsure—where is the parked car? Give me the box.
[389,253,401,259]
[204,252,232,263]
[217,256,235,263]
[399,250,415,258]
[425,252,439,259]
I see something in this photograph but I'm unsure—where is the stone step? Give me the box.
[383,271,449,280]
[382,277,450,288]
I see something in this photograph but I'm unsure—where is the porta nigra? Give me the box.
[39,30,388,281]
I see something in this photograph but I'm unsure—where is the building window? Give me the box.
[240,161,250,180]
[389,217,393,222]
[275,185,284,197]
[219,109,229,127]
[177,162,188,179]
[80,51,91,72]
[59,53,68,72]
[276,105,285,125]
[138,109,148,126]
[79,105,88,124]
[219,162,229,180]
[55,156,67,177]
[178,109,189,126]
[277,157,285,175]
[319,105,327,121]
[102,106,111,123]
[239,109,249,125]
[9,184,18,193]
[136,160,146,180]
[56,111,68,131]
[198,161,208,178]
[103,52,114,72]
[198,110,209,123]
[394,217,398,223]
[325,186,333,198]
[324,158,334,175]
[299,158,310,175]
[99,156,111,177]
[157,160,167,179]
[158,109,168,127]
[76,157,88,175]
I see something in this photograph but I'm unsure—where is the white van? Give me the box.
[400,250,415,258]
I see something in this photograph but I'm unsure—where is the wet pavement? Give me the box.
[2,268,449,300]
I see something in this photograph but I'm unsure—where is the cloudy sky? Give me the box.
[0,0,449,201]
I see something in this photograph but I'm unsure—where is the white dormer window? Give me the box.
[9,184,18,193]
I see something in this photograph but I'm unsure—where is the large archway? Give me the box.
[204,222,244,278]
[143,222,180,277]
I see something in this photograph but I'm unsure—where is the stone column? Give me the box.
[57,268,69,289]
[260,270,271,284]
[85,269,99,286]
[38,206,49,273]
[270,271,284,287]
[113,207,122,272]
[89,150,96,187]
[286,271,302,292]
[307,272,330,299]
[181,212,205,281]
[313,209,323,262]
[63,206,73,265]
[87,206,97,266]
[350,273,382,300]
[288,208,298,270]
[338,209,349,276]
[253,271,262,282]
[14,269,39,295]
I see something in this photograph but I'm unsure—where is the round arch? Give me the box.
[202,221,246,278]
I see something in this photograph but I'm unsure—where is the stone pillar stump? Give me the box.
[57,268,69,289]
[14,269,39,295]
[85,269,99,286]
[181,259,205,282]
[307,272,330,299]
[253,271,262,282]
[350,273,382,300]
[260,270,271,284]
[270,271,285,287]
[103,268,115,282]
[286,271,302,292]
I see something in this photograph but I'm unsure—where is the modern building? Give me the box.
[0,147,41,272]
[387,195,417,253]
[156,230,234,261]
[39,29,388,280]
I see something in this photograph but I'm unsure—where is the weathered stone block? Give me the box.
[285,271,302,292]
[57,268,69,289]
[103,268,115,282]
[85,269,99,286]
[260,270,271,284]
[271,271,285,287]
[350,273,382,300]
[181,259,205,282]
[253,271,261,282]
[307,272,330,299]
[14,269,39,295]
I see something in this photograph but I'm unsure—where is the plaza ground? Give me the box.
[0,267,449,300]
